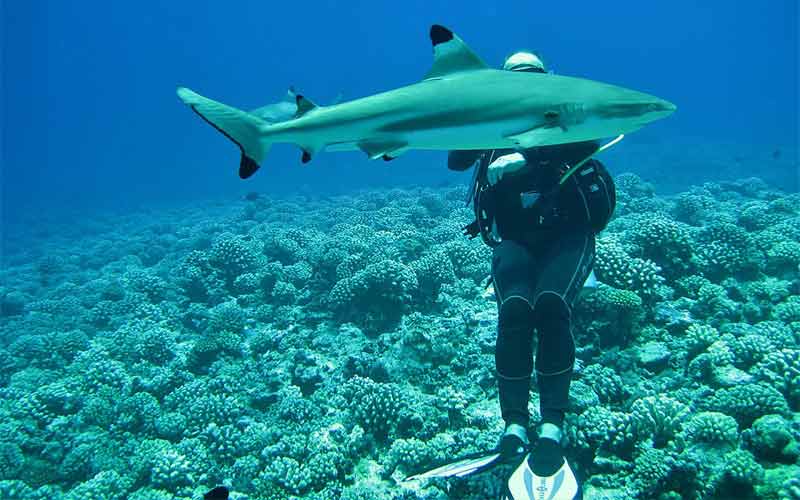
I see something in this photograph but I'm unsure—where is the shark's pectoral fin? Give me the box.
[358,140,408,160]
[505,120,570,148]
[423,25,488,80]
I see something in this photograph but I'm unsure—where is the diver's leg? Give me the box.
[532,229,594,427]
[491,240,537,435]
[529,230,594,476]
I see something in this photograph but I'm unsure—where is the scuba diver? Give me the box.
[415,51,617,500]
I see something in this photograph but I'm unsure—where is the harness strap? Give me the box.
[558,134,624,186]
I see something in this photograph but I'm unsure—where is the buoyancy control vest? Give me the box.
[462,141,616,246]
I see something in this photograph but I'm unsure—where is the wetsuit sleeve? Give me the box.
[448,150,484,171]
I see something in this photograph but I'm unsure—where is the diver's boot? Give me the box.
[498,423,529,462]
[528,423,565,476]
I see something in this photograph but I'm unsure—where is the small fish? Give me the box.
[772,149,781,159]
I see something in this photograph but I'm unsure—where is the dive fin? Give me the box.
[404,451,502,481]
[503,455,580,500]
[177,87,270,179]
[424,25,488,80]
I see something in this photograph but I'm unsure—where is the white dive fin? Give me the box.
[177,87,270,179]
[504,456,580,500]
[423,25,488,80]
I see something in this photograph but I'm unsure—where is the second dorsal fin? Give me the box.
[295,93,318,117]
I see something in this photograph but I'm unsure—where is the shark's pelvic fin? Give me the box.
[357,139,408,160]
[504,124,552,148]
[176,87,270,179]
[423,25,488,80]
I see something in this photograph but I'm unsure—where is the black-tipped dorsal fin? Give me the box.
[295,94,318,117]
[424,25,488,80]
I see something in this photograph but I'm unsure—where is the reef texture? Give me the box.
[0,175,799,500]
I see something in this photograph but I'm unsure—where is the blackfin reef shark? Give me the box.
[177,24,676,179]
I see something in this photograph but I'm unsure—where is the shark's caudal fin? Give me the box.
[177,87,270,179]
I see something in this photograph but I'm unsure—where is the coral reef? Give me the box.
[0,175,798,499]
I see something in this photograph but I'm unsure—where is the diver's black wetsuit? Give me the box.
[450,141,615,429]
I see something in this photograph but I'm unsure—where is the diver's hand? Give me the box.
[487,153,526,185]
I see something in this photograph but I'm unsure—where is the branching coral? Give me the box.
[630,395,691,448]
[328,260,419,330]
[704,384,790,428]
[595,237,666,303]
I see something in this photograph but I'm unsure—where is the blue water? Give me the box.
[3,0,797,224]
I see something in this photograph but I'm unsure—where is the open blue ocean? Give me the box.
[1,1,798,499]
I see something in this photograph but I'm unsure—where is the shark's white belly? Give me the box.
[319,114,533,153]
[400,117,531,150]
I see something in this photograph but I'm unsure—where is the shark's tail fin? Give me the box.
[177,87,270,179]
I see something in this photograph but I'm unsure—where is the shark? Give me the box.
[177,24,676,179]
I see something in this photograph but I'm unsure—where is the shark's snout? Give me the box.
[649,99,677,115]
[656,100,677,113]
[595,96,676,128]
[644,99,677,123]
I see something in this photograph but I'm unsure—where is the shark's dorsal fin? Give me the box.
[423,25,488,80]
[295,93,318,117]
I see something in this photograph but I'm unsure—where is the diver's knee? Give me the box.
[498,295,535,332]
[533,292,570,323]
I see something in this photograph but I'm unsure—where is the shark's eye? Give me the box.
[544,111,559,120]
